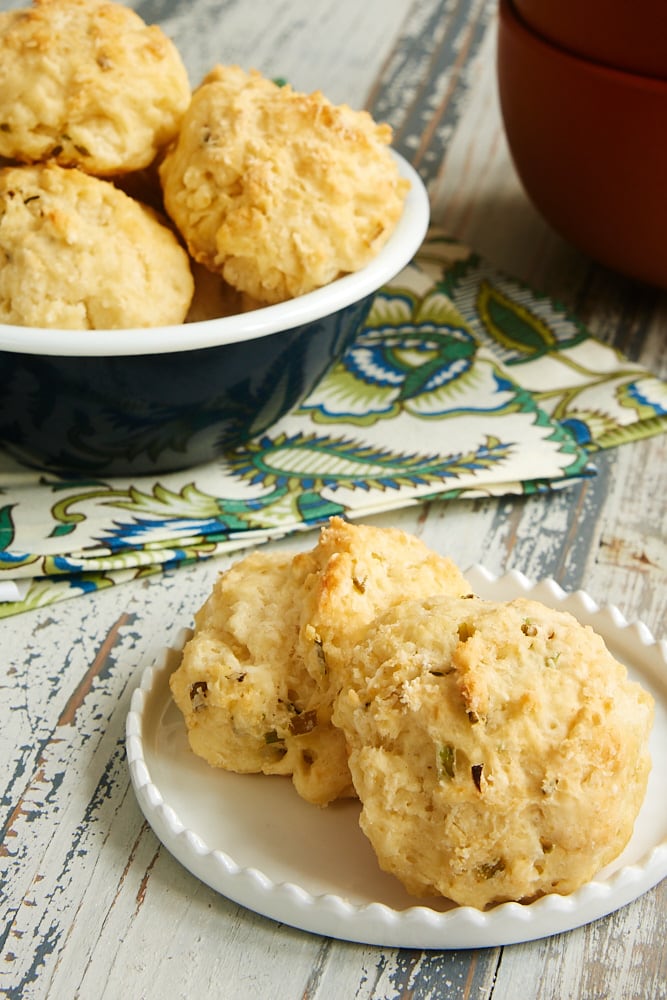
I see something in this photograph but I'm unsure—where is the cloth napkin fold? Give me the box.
[1,233,665,617]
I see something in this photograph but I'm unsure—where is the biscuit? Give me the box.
[169,518,470,806]
[169,550,355,807]
[185,261,263,324]
[0,0,190,176]
[159,65,410,303]
[0,162,194,328]
[295,516,472,704]
[333,595,654,908]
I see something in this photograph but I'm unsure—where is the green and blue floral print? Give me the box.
[1,234,665,616]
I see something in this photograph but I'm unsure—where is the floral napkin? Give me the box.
[1,233,665,617]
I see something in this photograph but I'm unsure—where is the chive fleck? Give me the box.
[189,680,208,710]
[475,858,505,881]
[439,744,456,779]
[289,709,317,736]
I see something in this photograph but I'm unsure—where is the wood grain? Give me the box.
[1,1,665,997]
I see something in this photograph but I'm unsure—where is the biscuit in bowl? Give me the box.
[159,65,410,304]
[333,594,654,908]
[0,162,194,329]
[0,0,190,176]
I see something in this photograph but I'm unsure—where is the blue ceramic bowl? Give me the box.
[0,153,428,477]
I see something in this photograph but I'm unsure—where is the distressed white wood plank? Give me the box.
[491,882,667,1000]
[1,0,666,996]
[145,0,414,105]
[3,501,666,999]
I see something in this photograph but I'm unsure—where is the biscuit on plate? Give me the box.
[333,594,654,908]
[0,0,190,175]
[169,518,470,806]
[169,550,355,807]
[159,65,410,304]
[295,516,472,705]
[0,162,194,328]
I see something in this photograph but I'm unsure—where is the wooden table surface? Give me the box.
[2,1,666,997]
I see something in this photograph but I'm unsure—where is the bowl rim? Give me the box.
[0,151,429,358]
[501,0,667,87]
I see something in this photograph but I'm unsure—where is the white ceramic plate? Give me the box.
[126,567,667,949]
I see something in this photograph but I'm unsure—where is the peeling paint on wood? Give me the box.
[1,0,666,997]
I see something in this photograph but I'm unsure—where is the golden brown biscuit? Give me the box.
[0,162,194,328]
[185,261,263,323]
[333,595,654,908]
[169,518,470,806]
[295,516,472,704]
[159,65,409,303]
[0,0,190,176]
[169,550,355,807]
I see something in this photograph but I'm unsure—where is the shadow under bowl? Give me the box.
[0,153,429,478]
[497,0,667,290]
